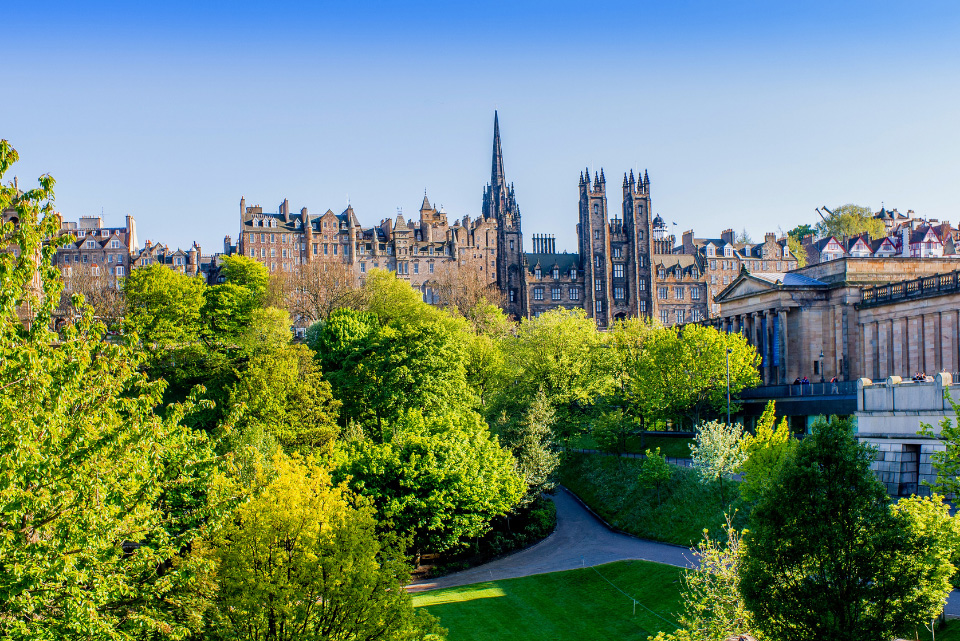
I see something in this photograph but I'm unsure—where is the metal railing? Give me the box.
[860,270,960,307]
[738,380,858,399]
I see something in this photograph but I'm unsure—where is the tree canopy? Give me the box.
[817,204,886,240]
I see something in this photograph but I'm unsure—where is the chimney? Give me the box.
[282,198,290,223]
[682,230,694,253]
[240,196,246,215]
[145,239,152,249]
[765,232,776,244]
[223,235,231,255]
[901,227,910,257]
[721,229,735,244]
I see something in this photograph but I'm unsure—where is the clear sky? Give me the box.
[5,1,960,253]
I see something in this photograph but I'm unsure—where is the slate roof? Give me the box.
[525,252,580,274]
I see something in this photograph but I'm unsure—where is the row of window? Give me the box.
[532,286,581,301]
[659,308,704,324]
[62,265,125,276]
[82,239,123,249]
[59,253,127,265]
[657,286,703,300]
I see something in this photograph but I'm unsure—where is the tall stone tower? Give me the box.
[483,112,525,317]
[578,169,610,327]
[622,169,654,319]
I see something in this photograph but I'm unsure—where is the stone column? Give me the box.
[732,315,740,334]
[779,308,789,384]
[765,309,776,384]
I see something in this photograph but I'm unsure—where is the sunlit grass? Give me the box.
[412,560,683,641]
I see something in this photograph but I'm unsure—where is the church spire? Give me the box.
[491,111,505,188]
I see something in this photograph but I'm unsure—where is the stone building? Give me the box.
[130,239,207,277]
[711,258,960,386]
[54,215,138,286]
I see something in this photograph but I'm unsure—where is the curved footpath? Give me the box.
[409,487,694,593]
[410,486,960,619]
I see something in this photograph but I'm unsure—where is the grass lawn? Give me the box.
[560,452,742,547]
[568,434,694,459]
[412,559,960,641]
[412,561,684,641]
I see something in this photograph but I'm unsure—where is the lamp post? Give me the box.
[726,347,732,426]
[819,349,825,383]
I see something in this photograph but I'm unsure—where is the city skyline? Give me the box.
[5,1,960,253]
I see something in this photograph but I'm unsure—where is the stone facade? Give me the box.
[712,258,960,385]
[53,215,138,286]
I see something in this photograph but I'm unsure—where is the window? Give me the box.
[85,241,96,249]
[271,234,275,242]
[658,286,667,299]
[552,267,559,279]
[595,278,602,292]
[111,240,120,248]
[595,300,602,313]
[594,229,600,240]
[613,247,622,258]
[429,263,434,273]
[82,254,89,264]
[707,246,715,257]
[710,259,716,270]
[324,244,329,255]
[570,268,577,279]
[614,286,625,300]
[661,310,670,325]
[116,266,124,276]
[613,263,624,278]
[510,240,515,251]
[107,254,114,263]
[414,262,419,274]
[569,287,580,300]
[674,286,683,299]
[551,287,562,301]
[691,287,701,300]
[535,268,542,279]
[270,248,276,257]
[333,244,338,255]
[261,233,266,243]
[595,255,602,268]
[637,255,644,267]
[640,300,647,313]
[593,204,599,215]
[360,262,366,273]
[693,309,703,322]
[658,269,665,279]
[724,246,732,257]
[509,290,516,302]
[533,287,544,301]
[282,249,288,258]
[638,230,644,240]
[639,278,646,291]
[776,261,782,271]
[676,310,685,324]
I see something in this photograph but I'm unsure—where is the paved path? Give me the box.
[409,487,694,593]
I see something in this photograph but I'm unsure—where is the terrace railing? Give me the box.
[860,269,960,307]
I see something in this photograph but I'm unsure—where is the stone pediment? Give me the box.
[716,276,777,301]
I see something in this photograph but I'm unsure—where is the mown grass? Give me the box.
[560,452,743,548]
[412,560,684,641]
[413,558,960,641]
[567,434,694,459]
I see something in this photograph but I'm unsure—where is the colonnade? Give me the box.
[710,308,791,385]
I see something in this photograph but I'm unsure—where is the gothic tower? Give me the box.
[578,168,610,327]
[483,112,525,317]
[622,169,654,319]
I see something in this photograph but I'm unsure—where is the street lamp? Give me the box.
[819,349,825,383]
[726,347,732,426]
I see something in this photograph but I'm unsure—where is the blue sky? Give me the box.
[4,1,960,253]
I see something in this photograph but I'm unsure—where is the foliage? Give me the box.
[229,343,341,453]
[734,228,753,244]
[266,259,361,325]
[786,234,807,267]
[593,408,643,459]
[742,416,957,641]
[413,561,684,641]
[560,453,742,547]
[689,420,747,504]
[315,306,472,435]
[210,454,444,641]
[637,448,673,506]
[817,203,886,240]
[335,409,524,555]
[203,281,259,339]
[650,517,756,641]
[493,389,559,505]
[237,305,292,353]
[218,253,269,303]
[0,140,236,639]
[919,390,960,496]
[629,324,760,427]
[490,308,611,439]
[124,262,207,350]
[787,223,815,241]
[738,400,797,503]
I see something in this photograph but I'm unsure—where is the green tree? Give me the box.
[204,281,259,339]
[218,253,269,303]
[689,420,747,504]
[919,390,960,497]
[124,262,207,350]
[738,400,796,503]
[786,235,807,267]
[592,408,640,460]
[211,454,444,641]
[490,308,610,440]
[734,228,753,244]
[0,140,235,639]
[315,307,471,436]
[229,343,341,453]
[817,204,886,240]
[637,447,673,506]
[494,389,559,505]
[335,408,524,556]
[631,324,760,427]
[650,517,756,641]
[742,416,957,641]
